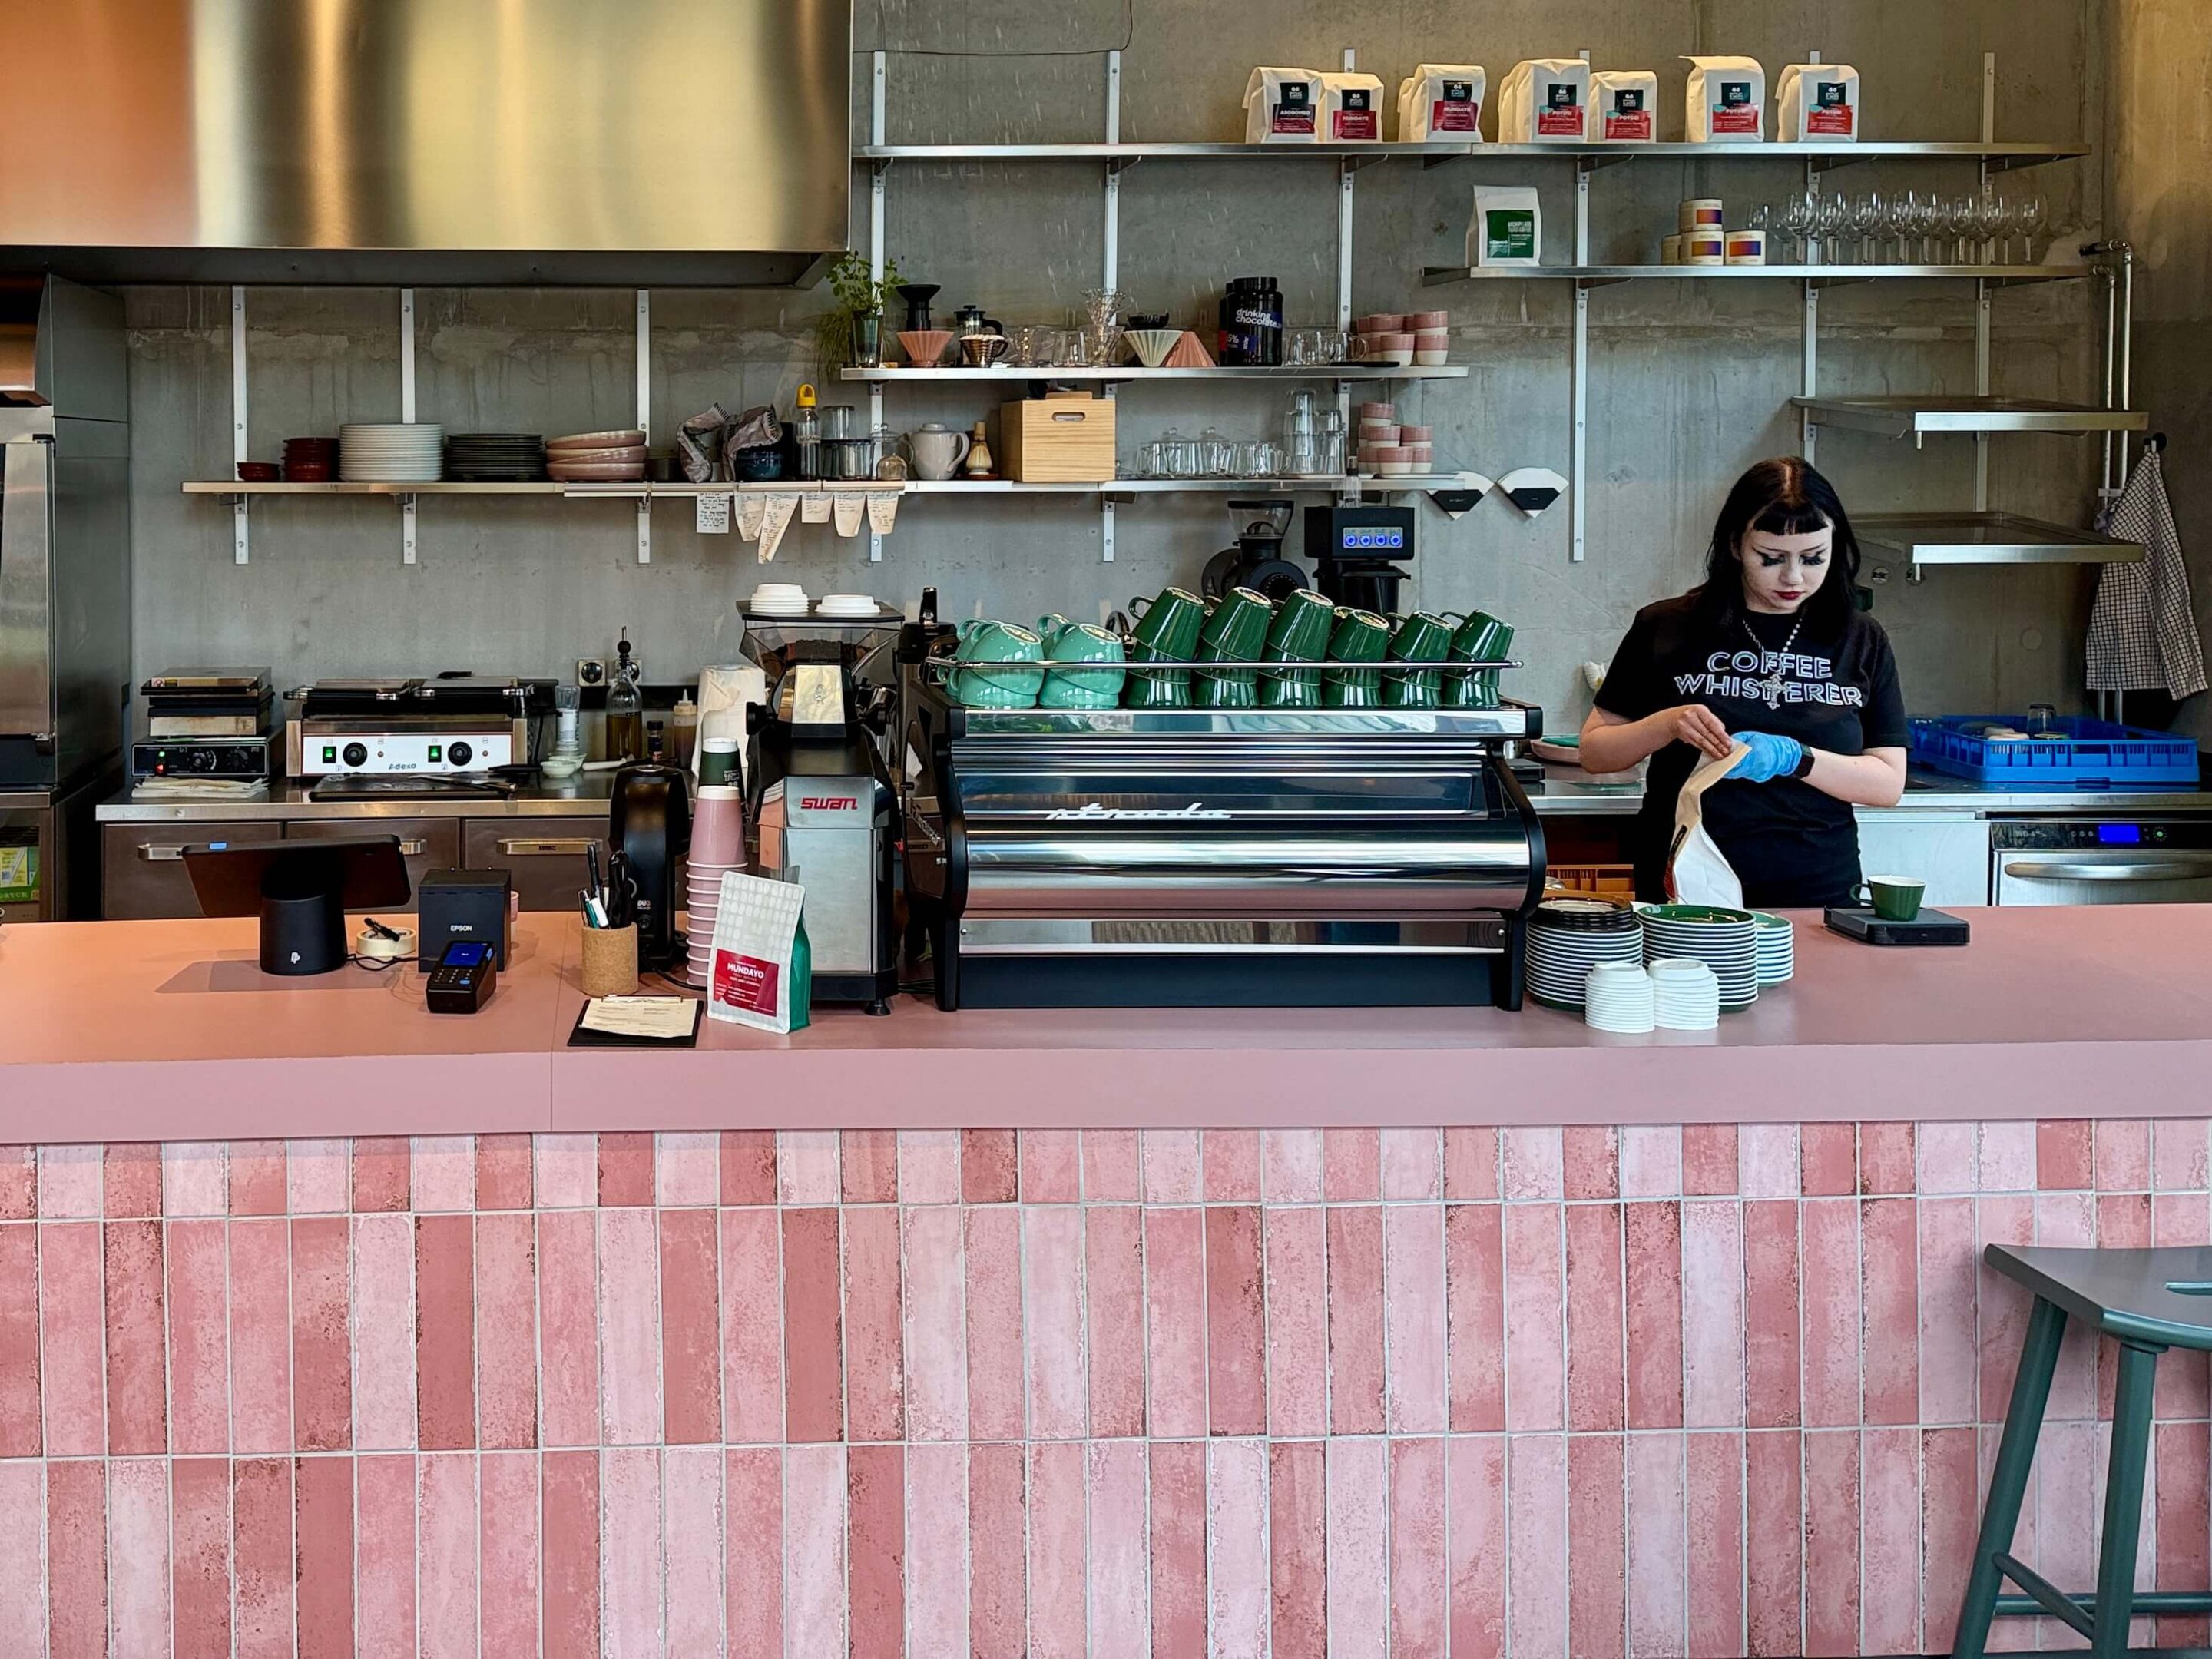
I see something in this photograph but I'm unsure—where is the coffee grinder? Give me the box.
[1303,504,1418,615]
[1200,499,1310,601]
[747,639,899,1014]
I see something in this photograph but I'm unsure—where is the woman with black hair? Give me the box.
[1578,456,1909,907]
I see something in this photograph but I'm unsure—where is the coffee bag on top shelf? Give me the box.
[1320,71,1387,141]
[1396,65,1486,141]
[1684,55,1767,141]
[1469,187,1543,267]
[1498,58,1590,143]
[1243,67,1326,143]
[1777,63,1861,141]
[1587,69,1658,141]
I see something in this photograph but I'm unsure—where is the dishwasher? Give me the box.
[1992,818,2212,905]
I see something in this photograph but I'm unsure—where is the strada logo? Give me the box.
[800,795,859,811]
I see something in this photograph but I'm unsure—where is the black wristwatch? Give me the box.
[1790,747,1816,780]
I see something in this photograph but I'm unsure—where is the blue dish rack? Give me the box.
[1909,715,2201,789]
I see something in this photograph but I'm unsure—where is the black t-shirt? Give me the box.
[1594,591,1910,907]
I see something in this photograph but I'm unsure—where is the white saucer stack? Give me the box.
[816,594,885,618]
[339,423,444,482]
[747,583,809,618]
[1649,959,1721,1030]
[1584,962,1657,1033]
[1752,912,1795,985]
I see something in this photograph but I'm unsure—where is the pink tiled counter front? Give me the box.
[1,1119,2202,1657]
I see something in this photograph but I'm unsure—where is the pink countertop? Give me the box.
[0,906,2200,1138]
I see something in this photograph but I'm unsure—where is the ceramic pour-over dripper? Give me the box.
[899,283,942,331]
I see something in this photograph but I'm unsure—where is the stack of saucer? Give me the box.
[684,784,747,985]
[1649,959,1721,1030]
[1527,896,1643,1009]
[444,432,545,482]
[1583,962,1656,1033]
[747,583,809,618]
[339,423,444,482]
[546,429,647,482]
[1751,912,1795,985]
[817,594,886,618]
[1637,903,1758,1011]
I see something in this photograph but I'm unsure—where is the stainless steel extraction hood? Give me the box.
[0,0,853,286]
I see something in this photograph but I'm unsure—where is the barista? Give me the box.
[1578,457,1909,908]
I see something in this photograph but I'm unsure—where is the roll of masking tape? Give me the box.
[354,922,417,963]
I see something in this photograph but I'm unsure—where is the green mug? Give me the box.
[1444,611,1514,710]
[1196,587,1274,710]
[1384,611,1455,710]
[1324,608,1393,709]
[1260,588,1336,710]
[951,620,1045,710]
[1126,586,1206,710]
[1854,873,1926,922]
[1041,622,1128,710]
[1035,612,1076,646]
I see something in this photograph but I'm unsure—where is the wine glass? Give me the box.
[1968,195,2006,264]
[2012,192,2050,263]
[1777,193,1819,262]
[1815,195,1851,263]
[1850,192,1886,264]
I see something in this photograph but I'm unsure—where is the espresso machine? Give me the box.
[747,639,899,1014]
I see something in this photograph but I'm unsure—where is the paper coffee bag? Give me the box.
[1588,70,1658,141]
[707,871,812,1034]
[1469,187,1543,267]
[1320,71,1386,141]
[1684,55,1767,142]
[1243,67,1325,143]
[1666,743,1751,908]
[1777,63,1860,141]
[1396,64,1485,141]
[1498,58,1590,143]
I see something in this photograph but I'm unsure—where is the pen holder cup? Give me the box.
[581,924,641,998]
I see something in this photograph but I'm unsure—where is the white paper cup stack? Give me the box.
[1649,959,1721,1030]
[1583,962,1657,1034]
[1751,912,1795,985]
[1637,904,1759,1010]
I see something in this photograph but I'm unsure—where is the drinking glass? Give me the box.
[1816,195,1851,264]
[1776,193,1819,262]
[1850,193,1886,264]
[2012,192,2049,263]
[1198,427,1234,478]
[1160,428,1198,478]
[1967,196,2006,263]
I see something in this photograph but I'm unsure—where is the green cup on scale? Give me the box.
[1124,586,1207,709]
[1384,611,1455,710]
[1323,608,1394,709]
[1259,588,1337,710]
[1195,587,1275,710]
[1443,611,1515,709]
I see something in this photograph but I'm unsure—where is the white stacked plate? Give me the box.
[339,423,445,482]
[1526,897,1644,1009]
[1750,912,1795,985]
[817,594,885,618]
[1584,963,1656,1034]
[1637,904,1758,1011]
[1649,959,1721,1030]
[747,582,809,618]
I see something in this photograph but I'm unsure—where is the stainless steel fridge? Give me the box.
[0,276,129,921]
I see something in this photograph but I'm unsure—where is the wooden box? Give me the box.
[998,392,1117,482]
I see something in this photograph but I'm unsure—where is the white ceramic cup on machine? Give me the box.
[906,422,972,481]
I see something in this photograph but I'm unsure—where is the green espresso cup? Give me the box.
[951,620,1045,709]
[1041,622,1128,710]
[1324,608,1394,708]
[1260,588,1337,710]
[1384,611,1455,710]
[1855,873,1926,922]
[1444,611,1515,709]
[1126,586,1207,710]
[1196,587,1275,710]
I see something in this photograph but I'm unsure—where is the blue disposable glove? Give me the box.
[1727,731,1803,783]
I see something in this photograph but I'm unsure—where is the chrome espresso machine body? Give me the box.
[897,621,1546,1012]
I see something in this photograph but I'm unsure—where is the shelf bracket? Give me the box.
[230,286,250,565]
[1103,50,1121,290]
[399,495,418,566]
[1100,498,1115,563]
[399,289,416,424]
[636,497,651,565]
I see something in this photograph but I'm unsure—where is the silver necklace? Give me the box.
[1742,613,1803,711]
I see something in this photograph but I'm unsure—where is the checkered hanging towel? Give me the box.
[2087,442,2207,698]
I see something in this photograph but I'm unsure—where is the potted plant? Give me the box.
[816,252,901,375]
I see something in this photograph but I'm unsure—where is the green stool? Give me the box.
[1955,1244,2212,1659]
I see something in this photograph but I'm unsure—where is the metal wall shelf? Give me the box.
[1423,263,2096,288]
[1793,396,2149,439]
[182,479,897,498]
[861,139,2087,173]
[841,364,1468,382]
[1856,512,2144,566]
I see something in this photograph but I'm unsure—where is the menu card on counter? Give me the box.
[570,995,702,1047]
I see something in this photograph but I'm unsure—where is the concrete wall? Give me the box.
[2106,0,2212,733]
[127,0,2108,727]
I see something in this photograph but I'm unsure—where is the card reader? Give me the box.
[426,939,498,1012]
